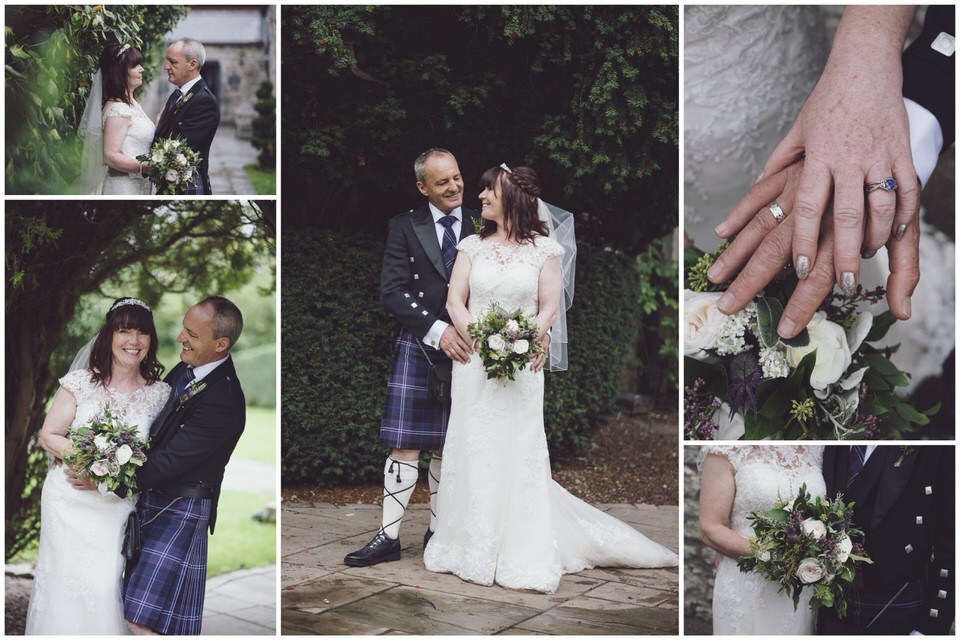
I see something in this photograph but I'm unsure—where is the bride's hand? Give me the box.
[64,465,96,491]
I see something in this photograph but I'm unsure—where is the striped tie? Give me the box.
[846,445,866,488]
[438,215,458,276]
[172,366,195,401]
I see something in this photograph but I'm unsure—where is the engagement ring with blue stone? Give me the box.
[865,178,897,194]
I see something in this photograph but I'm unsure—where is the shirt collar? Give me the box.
[178,76,202,97]
[190,355,228,383]
[428,202,462,224]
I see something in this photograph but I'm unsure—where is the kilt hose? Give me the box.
[380,328,451,451]
[123,491,211,635]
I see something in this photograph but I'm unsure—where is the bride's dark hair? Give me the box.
[89,297,164,386]
[100,43,144,106]
[478,165,548,243]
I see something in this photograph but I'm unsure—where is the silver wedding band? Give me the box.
[865,177,897,194]
[767,201,786,224]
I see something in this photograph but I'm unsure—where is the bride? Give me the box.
[25,298,170,635]
[699,445,826,634]
[423,164,679,593]
[78,43,155,195]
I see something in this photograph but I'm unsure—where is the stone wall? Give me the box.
[684,446,714,632]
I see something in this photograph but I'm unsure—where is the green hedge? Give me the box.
[281,228,642,485]
[232,343,276,409]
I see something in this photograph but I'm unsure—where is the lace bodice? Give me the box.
[60,368,170,438]
[702,445,826,537]
[684,6,827,250]
[458,234,563,319]
[102,100,155,161]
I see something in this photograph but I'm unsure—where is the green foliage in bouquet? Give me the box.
[468,304,545,382]
[737,484,873,618]
[63,404,148,495]
[138,136,202,195]
[684,245,938,440]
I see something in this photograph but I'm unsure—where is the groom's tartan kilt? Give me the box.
[123,491,211,635]
[380,328,450,450]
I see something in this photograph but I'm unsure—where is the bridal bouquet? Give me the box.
[468,304,545,382]
[684,244,937,440]
[63,404,148,495]
[737,484,873,618]
[137,136,201,195]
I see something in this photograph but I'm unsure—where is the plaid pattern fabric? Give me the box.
[380,328,450,450]
[175,171,207,196]
[123,491,211,635]
[827,579,924,633]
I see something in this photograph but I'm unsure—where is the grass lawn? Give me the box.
[233,406,276,464]
[206,489,276,578]
[244,163,276,195]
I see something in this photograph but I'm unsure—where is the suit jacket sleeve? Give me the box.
[380,214,438,339]
[914,448,955,635]
[178,92,220,157]
[902,5,955,149]
[136,382,245,489]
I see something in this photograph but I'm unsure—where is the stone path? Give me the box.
[203,564,276,635]
[208,124,260,196]
[281,502,679,635]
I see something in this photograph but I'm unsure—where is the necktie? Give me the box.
[172,366,195,401]
[846,445,866,488]
[438,215,458,276]
[165,89,183,119]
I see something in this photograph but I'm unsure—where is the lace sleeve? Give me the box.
[536,236,564,263]
[102,101,134,120]
[58,369,95,404]
[457,234,481,258]
[698,444,734,474]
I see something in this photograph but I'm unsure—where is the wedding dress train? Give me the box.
[423,235,678,593]
[702,445,826,635]
[25,369,169,635]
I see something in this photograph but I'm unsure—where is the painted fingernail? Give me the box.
[902,296,912,319]
[707,258,725,282]
[795,255,810,280]
[778,316,796,338]
[717,292,735,314]
[894,224,907,240]
[841,272,857,297]
[861,248,877,259]
[714,222,728,237]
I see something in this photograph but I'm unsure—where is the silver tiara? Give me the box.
[499,163,513,174]
[116,44,131,58]
[110,298,150,313]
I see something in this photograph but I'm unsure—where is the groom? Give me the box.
[819,445,954,634]
[343,148,479,567]
[154,37,220,195]
[122,297,246,635]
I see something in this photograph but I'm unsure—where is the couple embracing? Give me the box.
[25,296,245,635]
[699,445,954,635]
[344,148,678,593]
[79,38,219,195]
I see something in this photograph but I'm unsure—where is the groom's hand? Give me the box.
[439,325,472,363]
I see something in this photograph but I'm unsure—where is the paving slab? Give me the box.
[281,501,679,635]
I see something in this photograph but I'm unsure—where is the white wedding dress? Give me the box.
[702,445,826,635]
[100,100,154,195]
[685,5,954,392]
[25,369,170,635]
[423,235,679,593]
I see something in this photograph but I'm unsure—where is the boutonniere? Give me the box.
[173,92,194,114]
[894,446,917,468]
[470,216,485,234]
[179,379,207,405]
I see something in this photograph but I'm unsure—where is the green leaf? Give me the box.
[866,310,897,342]
[755,297,783,349]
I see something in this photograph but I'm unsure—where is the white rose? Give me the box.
[836,535,853,563]
[684,290,726,360]
[487,334,506,351]
[165,169,179,183]
[93,434,110,451]
[513,339,530,355]
[176,153,188,166]
[505,320,520,334]
[713,402,745,440]
[759,550,771,562]
[90,460,110,477]
[151,151,163,163]
[801,518,828,540]
[846,311,873,354]
[785,311,851,390]
[115,444,133,465]
[171,140,181,148]
[797,558,826,584]
[163,140,172,151]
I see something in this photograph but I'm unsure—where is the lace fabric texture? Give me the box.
[423,235,678,593]
[702,445,826,634]
[101,100,155,195]
[25,369,170,635]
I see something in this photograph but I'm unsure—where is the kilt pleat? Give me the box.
[380,328,450,450]
[123,491,211,635]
